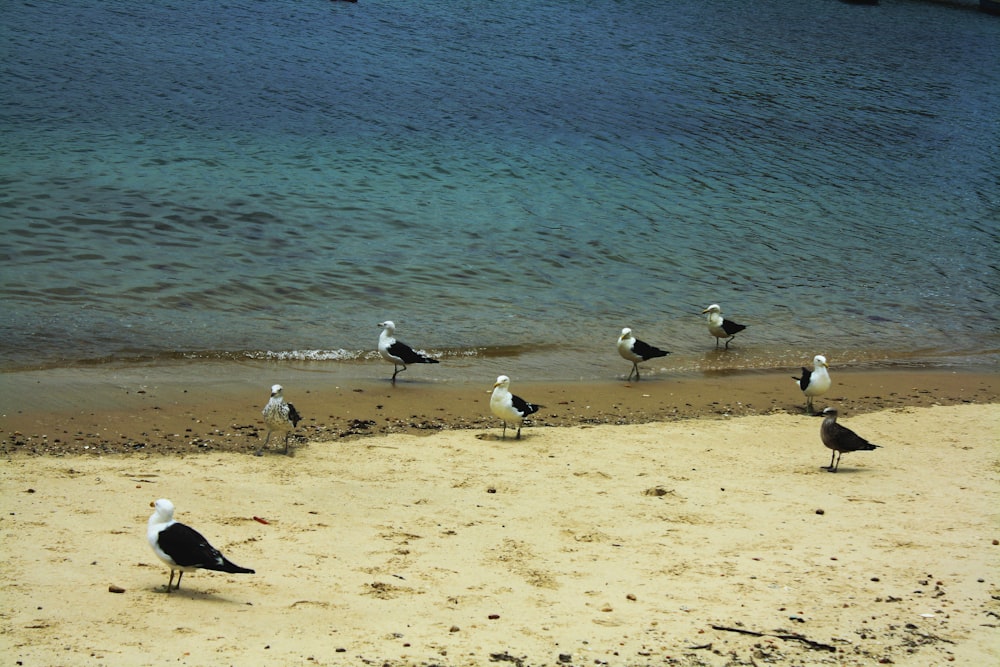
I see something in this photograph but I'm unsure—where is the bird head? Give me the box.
[379,321,395,332]
[151,498,175,521]
[814,355,828,368]
[619,327,633,341]
[821,407,838,418]
[270,384,283,397]
[702,304,721,314]
[493,375,511,390]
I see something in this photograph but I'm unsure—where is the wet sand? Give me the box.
[1,366,997,456]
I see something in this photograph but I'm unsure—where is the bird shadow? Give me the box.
[381,378,439,387]
[818,465,876,475]
[147,583,251,603]
[476,432,535,442]
[255,447,299,458]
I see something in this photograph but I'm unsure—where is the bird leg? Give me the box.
[500,422,507,440]
[829,452,842,473]
[806,397,814,415]
[628,362,639,381]
[515,424,522,440]
[715,337,721,349]
[256,432,271,457]
[724,335,735,349]
[391,364,406,384]
[166,569,183,592]
[283,432,290,455]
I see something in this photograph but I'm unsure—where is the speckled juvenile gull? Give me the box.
[260,384,301,455]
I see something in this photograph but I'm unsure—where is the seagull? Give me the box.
[793,354,831,414]
[820,408,881,472]
[146,498,255,592]
[378,320,439,383]
[617,327,671,381]
[490,375,542,440]
[701,304,747,349]
[259,384,301,456]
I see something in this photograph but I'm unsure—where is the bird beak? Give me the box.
[701,308,709,313]
[492,382,501,389]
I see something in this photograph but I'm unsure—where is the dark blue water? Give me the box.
[2,0,998,380]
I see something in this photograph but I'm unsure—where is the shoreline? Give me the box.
[2,364,996,456]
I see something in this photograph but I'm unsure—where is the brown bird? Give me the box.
[820,408,881,472]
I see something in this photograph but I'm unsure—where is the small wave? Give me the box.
[243,349,367,362]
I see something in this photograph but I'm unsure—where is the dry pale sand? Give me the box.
[2,404,998,667]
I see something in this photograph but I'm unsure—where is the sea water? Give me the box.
[2,0,998,381]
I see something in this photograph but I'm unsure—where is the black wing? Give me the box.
[389,340,440,365]
[511,394,542,418]
[721,318,747,336]
[632,338,670,361]
[158,522,254,574]
[287,403,301,427]
[794,368,811,390]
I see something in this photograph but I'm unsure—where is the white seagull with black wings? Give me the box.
[701,304,747,349]
[378,320,439,383]
[793,354,831,414]
[490,375,542,440]
[617,327,671,381]
[147,498,255,592]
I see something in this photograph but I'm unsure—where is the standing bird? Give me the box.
[146,498,255,592]
[378,320,439,384]
[490,375,542,440]
[820,408,881,472]
[793,354,831,414]
[259,384,301,456]
[617,327,671,381]
[701,304,747,349]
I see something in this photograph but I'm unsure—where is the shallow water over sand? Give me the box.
[2,0,998,376]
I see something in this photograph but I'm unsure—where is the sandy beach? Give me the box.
[2,368,998,665]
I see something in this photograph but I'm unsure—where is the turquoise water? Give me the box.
[2,0,998,380]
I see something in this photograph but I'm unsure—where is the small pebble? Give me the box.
[815,508,825,515]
